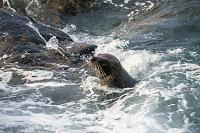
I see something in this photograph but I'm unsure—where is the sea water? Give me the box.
[0,0,200,133]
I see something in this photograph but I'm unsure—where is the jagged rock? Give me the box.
[9,0,95,27]
[0,9,96,69]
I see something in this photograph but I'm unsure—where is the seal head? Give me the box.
[90,54,137,88]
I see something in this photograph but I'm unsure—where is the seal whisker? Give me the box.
[80,62,89,69]
[94,61,111,85]
[89,54,137,88]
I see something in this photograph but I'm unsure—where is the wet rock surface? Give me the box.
[0,1,97,105]
[0,1,3,8]
[9,0,95,27]
[0,9,96,69]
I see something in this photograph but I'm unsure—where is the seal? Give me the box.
[90,54,137,88]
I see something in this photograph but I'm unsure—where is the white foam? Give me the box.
[61,24,77,33]
[95,39,161,80]
[0,70,12,91]
[146,1,155,10]
[25,0,40,16]
[46,36,59,50]
[81,76,101,93]
[0,70,13,83]
[122,50,161,78]
[1,17,199,133]
[3,0,16,11]
[23,70,53,82]
[124,0,129,4]
[25,81,69,88]
[167,48,184,55]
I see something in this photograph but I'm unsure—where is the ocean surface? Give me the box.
[0,0,200,133]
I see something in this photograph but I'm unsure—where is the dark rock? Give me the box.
[0,8,72,43]
[62,42,97,56]
[0,9,46,45]
[9,0,95,28]
[34,22,73,41]
[60,0,95,15]
[0,9,97,69]
[7,42,44,55]
[8,0,27,14]
[0,0,3,8]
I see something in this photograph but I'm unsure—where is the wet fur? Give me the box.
[90,54,137,88]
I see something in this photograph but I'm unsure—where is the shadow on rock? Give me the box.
[0,9,97,69]
[9,0,95,28]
